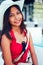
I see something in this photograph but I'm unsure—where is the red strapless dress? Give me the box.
[10,30,30,65]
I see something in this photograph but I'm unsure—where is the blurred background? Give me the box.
[0,0,43,65]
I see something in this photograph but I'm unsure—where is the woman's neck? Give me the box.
[11,26,21,34]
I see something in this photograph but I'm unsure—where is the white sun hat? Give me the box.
[0,0,24,30]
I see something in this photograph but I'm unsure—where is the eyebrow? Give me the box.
[10,12,14,14]
[10,12,15,14]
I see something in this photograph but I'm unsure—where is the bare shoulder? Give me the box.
[28,32,33,44]
[1,34,11,46]
[26,31,32,43]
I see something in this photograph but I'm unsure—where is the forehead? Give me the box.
[10,6,20,13]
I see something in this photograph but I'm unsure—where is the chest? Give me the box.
[13,32,27,44]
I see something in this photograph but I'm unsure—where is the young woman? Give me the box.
[1,4,38,65]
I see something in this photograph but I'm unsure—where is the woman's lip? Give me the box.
[14,21,20,24]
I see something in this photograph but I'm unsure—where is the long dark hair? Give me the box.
[2,5,27,39]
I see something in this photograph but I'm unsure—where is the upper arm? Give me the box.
[1,34,12,65]
[29,33,36,55]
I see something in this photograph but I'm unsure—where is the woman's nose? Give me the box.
[15,15,19,20]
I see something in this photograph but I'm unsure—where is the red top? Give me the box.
[10,30,30,65]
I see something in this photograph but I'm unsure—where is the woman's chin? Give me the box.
[13,23,21,26]
[12,24,21,27]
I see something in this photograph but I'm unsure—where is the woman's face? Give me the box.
[9,6,23,27]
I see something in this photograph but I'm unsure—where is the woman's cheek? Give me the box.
[19,14,22,20]
[9,17,14,23]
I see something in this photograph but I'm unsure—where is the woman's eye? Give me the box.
[17,12,20,15]
[9,14,13,17]
[9,12,20,17]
